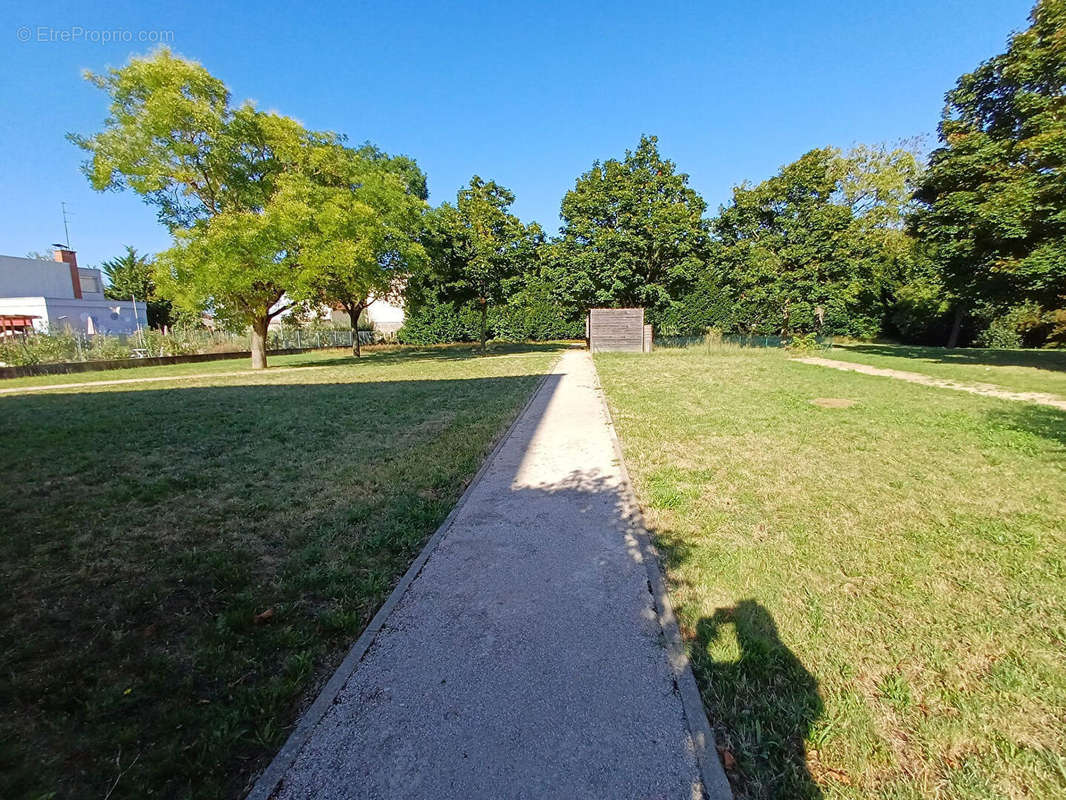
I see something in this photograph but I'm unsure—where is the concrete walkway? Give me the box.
[250,350,729,800]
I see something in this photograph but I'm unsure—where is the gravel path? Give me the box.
[795,356,1066,411]
[250,350,729,800]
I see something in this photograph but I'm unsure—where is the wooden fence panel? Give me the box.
[588,308,645,353]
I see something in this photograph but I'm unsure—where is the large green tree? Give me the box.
[554,135,710,315]
[416,177,535,350]
[913,0,1066,345]
[711,146,920,339]
[100,245,173,329]
[72,48,329,368]
[295,143,428,356]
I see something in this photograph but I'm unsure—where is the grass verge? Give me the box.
[0,344,560,799]
[596,345,1066,799]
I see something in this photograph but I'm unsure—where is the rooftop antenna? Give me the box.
[60,201,72,248]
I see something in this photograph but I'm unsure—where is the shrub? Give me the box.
[0,332,81,366]
[785,332,820,352]
[976,302,1046,349]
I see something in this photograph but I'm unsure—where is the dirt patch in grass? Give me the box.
[0,345,560,799]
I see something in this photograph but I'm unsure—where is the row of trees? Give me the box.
[79,1,1065,361]
[401,0,1066,349]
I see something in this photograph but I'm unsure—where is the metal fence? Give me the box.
[267,328,374,350]
[656,334,835,350]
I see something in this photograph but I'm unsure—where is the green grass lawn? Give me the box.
[827,343,1066,397]
[597,346,1066,800]
[0,343,561,799]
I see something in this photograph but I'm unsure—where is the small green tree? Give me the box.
[420,177,533,350]
[100,246,173,328]
[72,48,328,368]
[295,143,427,356]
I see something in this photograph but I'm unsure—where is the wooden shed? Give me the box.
[586,308,652,353]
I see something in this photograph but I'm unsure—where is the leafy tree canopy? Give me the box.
[914,0,1066,312]
[293,143,428,355]
[415,176,537,348]
[554,135,710,313]
[710,145,923,339]
[73,47,333,367]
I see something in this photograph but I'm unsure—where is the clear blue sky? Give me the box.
[1,0,1031,270]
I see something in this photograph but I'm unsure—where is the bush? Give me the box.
[90,336,134,360]
[650,278,735,337]
[785,332,820,352]
[397,298,481,345]
[0,332,81,366]
[398,286,583,345]
[976,302,1046,349]
[889,281,955,345]
[492,279,584,341]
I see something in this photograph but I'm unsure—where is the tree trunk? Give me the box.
[250,316,270,369]
[348,303,366,357]
[947,305,964,349]
[479,299,488,352]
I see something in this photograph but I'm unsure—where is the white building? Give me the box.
[327,295,406,335]
[0,248,147,335]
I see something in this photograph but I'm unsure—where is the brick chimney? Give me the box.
[53,246,81,299]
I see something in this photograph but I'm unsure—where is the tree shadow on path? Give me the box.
[693,600,824,799]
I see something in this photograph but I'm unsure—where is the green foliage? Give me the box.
[490,273,584,341]
[398,274,582,345]
[412,176,539,347]
[292,142,428,353]
[553,135,710,313]
[100,245,173,328]
[976,301,1048,348]
[0,332,81,366]
[913,0,1066,316]
[784,332,820,352]
[648,268,736,337]
[890,278,955,344]
[396,296,481,344]
[73,48,334,367]
[710,147,911,339]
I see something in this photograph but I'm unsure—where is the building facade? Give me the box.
[0,248,147,335]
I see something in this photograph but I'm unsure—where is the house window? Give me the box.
[78,271,102,294]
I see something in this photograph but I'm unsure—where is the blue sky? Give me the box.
[1,0,1031,269]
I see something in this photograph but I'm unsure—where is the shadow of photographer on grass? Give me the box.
[695,600,825,799]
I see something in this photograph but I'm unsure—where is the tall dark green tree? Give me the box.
[554,135,710,314]
[101,245,173,328]
[712,148,895,339]
[913,0,1066,346]
[415,177,535,350]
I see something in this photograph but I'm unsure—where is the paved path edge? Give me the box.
[245,360,561,800]
[591,361,734,800]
